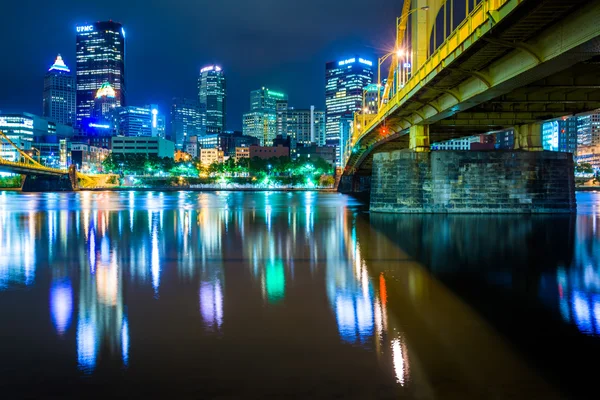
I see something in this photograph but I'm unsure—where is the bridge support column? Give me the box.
[408,125,430,152]
[514,123,543,151]
[370,150,575,213]
[21,165,79,192]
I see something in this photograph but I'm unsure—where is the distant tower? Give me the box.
[325,56,373,166]
[198,65,226,135]
[93,82,118,120]
[43,54,76,126]
[242,88,287,146]
[170,98,202,149]
[76,21,126,126]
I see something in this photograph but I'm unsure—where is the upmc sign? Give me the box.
[76,25,94,33]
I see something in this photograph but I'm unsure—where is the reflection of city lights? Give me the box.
[96,263,118,306]
[151,225,160,295]
[50,279,73,335]
[77,318,97,372]
[392,338,407,386]
[200,280,223,330]
[265,260,285,303]
[122,317,130,366]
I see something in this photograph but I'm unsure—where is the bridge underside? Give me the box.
[350,0,600,174]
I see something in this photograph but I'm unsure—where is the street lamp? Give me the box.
[377,5,430,108]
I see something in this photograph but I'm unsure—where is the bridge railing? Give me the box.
[0,156,67,175]
[352,0,510,148]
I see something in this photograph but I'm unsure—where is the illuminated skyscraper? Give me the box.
[43,54,76,126]
[170,98,201,149]
[325,57,373,166]
[242,88,287,146]
[286,106,326,146]
[76,21,126,126]
[198,65,226,134]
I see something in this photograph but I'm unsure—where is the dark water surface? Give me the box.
[0,190,598,399]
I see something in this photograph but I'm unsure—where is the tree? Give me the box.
[576,162,594,175]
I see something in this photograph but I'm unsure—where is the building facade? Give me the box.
[542,118,578,154]
[76,21,126,126]
[577,114,600,146]
[286,106,326,147]
[243,88,287,146]
[198,65,226,134]
[325,57,373,166]
[170,98,201,149]
[249,145,289,159]
[200,148,224,166]
[43,55,76,126]
[111,136,175,158]
[114,105,161,137]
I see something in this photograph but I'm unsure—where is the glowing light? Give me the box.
[95,82,116,99]
[338,58,356,66]
[392,338,406,386]
[77,318,97,372]
[152,109,158,128]
[121,27,126,38]
[76,25,94,33]
[48,54,70,73]
[122,317,130,365]
[49,278,73,335]
[201,65,222,73]
[265,260,285,303]
[199,279,224,330]
[266,89,285,98]
[359,57,373,66]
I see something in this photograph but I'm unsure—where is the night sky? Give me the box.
[0,0,404,131]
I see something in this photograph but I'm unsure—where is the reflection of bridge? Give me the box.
[1,130,117,191]
[341,0,600,213]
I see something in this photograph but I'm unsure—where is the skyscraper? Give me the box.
[242,88,287,146]
[76,21,126,126]
[43,55,76,126]
[198,65,226,134]
[325,56,373,166]
[286,107,326,146]
[170,98,202,149]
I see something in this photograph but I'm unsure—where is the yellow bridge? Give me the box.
[0,130,117,191]
[344,0,600,176]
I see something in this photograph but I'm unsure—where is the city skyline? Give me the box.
[0,0,404,131]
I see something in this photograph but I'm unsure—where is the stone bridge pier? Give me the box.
[346,123,577,213]
[21,165,80,192]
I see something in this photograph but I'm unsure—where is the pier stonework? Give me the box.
[370,150,576,213]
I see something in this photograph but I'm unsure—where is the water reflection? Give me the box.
[0,190,584,397]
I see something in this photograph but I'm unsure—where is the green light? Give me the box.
[267,90,285,98]
[265,260,285,303]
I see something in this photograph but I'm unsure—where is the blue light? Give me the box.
[359,58,373,66]
[339,58,356,66]
[121,27,126,38]
[50,278,73,335]
[89,123,111,129]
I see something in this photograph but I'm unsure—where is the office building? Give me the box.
[114,105,162,137]
[170,98,201,149]
[577,113,600,146]
[76,21,126,125]
[43,54,76,126]
[249,145,290,159]
[0,112,73,161]
[276,100,288,137]
[495,130,515,150]
[296,145,336,166]
[198,65,226,134]
[235,147,250,161]
[200,148,224,166]
[243,88,287,146]
[542,118,577,154]
[111,136,175,158]
[325,56,373,166]
[286,106,326,146]
[364,84,380,114]
[431,136,481,151]
[71,142,110,172]
[92,82,118,121]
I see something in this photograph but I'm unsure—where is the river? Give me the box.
[0,190,598,399]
